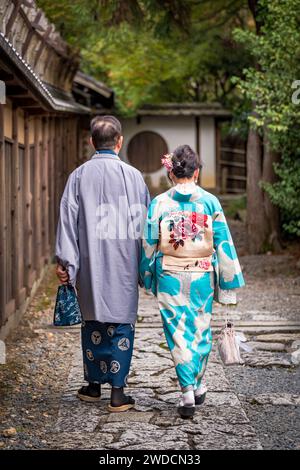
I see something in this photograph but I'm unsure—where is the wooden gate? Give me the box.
[127,131,168,173]
[217,133,247,194]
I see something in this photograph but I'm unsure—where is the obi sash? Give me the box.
[162,254,213,272]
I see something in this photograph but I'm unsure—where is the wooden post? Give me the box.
[55,118,59,218]
[68,118,72,172]
[54,117,60,224]
[73,118,77,169]
[77,118,82,167]
[69,117,74,172]
[45,116,50,259]
[221,166,228,194]
[0,104,5,325]
[61,117,66,192]
[6,0,22,34]
[2,130,15,321]
[48,117,55,252]
[23,112,32,293]
[65,117,70,177]
[12,106,24,307]
[41,117,45,257]
[41,117,50,262]
[33,117,42,275]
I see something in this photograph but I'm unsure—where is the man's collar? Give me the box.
[95,149,117,156]
[91,150,120,161]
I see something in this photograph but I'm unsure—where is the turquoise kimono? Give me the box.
[140,184,245,391]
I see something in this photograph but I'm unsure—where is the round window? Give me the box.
[127,131,168,173]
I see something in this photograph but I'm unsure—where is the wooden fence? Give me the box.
[217,133,247,194]
[0,106,83,334]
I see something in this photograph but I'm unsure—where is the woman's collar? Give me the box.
[168,183,202,202]
[174,182,197,195]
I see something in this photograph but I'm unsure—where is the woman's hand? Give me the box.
[56,264,69,285]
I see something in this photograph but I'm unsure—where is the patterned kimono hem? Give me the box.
[140,185,245,392]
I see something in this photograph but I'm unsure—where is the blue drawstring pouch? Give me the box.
[53,284,82,326]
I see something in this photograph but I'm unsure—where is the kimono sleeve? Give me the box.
[55,171,80,286]
[139,198,160,292]
[140,174,151,209]
[212,197,245,291]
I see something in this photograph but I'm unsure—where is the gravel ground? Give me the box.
[224,367,300,449]
[0,219,299,450]
[0,268,79,449]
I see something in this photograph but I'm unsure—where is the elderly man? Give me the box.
[55,115,150,412]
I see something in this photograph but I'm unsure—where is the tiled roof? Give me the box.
[138,103,232,117]
[0,32,90,114]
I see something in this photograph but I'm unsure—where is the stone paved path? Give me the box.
[52,291,262,450]
[1,240,299,449]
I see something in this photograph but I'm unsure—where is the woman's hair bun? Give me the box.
[171,145,202,179]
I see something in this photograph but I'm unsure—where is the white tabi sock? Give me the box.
[194,383,207,397]
[180,390,195,407]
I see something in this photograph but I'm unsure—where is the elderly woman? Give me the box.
[140,145,245,418]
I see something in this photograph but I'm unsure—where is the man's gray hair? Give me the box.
[91,115,122,150]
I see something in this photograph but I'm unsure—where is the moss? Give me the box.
[224,196,247,219]
[32,267,58,311]
[158,342,169,351]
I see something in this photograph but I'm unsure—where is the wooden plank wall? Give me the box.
[0,110,81,329]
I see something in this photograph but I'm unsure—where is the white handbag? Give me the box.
[217,319,252,366]
[218,321,244,365]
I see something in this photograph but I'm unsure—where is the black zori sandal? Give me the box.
[77,383,101,402]
[195,392,206,406]
[177,405,195,419]
[108,387,135,412]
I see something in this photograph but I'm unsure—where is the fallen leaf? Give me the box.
[2,427,17,437]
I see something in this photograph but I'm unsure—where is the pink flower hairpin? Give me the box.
[161,153,174,172]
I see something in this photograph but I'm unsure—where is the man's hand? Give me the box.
[56,264,69,285]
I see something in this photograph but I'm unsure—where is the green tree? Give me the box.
[38,0,251,115]
[233,0,300,249]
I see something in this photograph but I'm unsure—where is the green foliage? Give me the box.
[37,0,251,115]
[82,25,187,115]
[262,159,300,237]
[37,0,100,48]
[225,196,247,219]
[233,0,300,135]
[233,0,300,237]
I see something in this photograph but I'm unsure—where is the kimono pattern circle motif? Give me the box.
[81,321,135,387]
[140,184,245,390]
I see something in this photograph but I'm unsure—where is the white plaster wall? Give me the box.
[200,116,216,188]
[120,115,216,188]
[120,116,196,186]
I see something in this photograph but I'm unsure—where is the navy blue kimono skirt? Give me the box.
[81,320,134,387]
